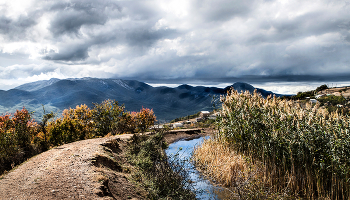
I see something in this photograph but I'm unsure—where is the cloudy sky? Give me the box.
[1,0,350,93]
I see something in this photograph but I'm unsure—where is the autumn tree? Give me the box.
[48,104,94,146]
[92,99,125,136]
[132,107,156,133]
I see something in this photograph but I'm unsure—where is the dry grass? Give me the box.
[193,137,291,199]
[193,138,251,187]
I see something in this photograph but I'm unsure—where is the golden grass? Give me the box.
[192,137,290,199]
[193,138,251,187]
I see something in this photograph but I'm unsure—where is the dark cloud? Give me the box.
[0,14,37,40]
[126,28,179,47]
[49,1,121,37]
[43,45,89,61]
[49,11,107,37]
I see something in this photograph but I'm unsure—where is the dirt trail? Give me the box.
[0,128,212,200]
[0,134,138,200]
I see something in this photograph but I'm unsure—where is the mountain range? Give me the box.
[0,78,278,122]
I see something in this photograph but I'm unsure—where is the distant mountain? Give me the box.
[0,78,278,121]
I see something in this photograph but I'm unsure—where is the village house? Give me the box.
[199,111,210,118]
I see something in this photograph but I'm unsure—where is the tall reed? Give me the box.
[193,137,287,199]
[214,89,350,199]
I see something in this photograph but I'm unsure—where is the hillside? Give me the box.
[0,78,277,121]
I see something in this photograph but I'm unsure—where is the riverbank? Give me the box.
[163,127,214,144]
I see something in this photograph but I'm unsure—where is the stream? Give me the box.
[165,136,231,199]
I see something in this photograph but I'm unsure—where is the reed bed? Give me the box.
[193,138,251,187]
[197,89,350,199]
[193,138,288,199]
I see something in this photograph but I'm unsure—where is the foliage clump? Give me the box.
[91,99,125,136]
[315,84,328,93]
[170,112,201,123]
[0,108,39,174]
[317,95,346,106]
[193,138,285,199]
[48,104,95,146]
[127,133,196,199]
[292,90,315,100]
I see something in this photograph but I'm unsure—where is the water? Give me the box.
[165,137,229,199]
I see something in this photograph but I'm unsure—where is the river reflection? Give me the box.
[165,136,230,199]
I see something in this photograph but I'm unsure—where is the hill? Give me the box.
[0,78,277,121]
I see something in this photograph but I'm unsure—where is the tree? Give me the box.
[117,112,136,134]
[315,84,328,93]
[92,99,125,136]
[48,104,94,145]
[132,107,156,133]
[38,105,55,144]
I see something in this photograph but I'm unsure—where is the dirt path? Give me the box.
[0,128,213,200]
[0,134,137,200]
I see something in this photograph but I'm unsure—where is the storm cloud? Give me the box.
[0,0,350,90]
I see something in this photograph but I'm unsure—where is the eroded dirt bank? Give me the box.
[0,128,213,200]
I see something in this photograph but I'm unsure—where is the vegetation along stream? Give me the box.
[166,136,230,199]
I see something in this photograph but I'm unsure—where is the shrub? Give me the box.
[12,108,36,149]
[127,133,196,199]
[131,107,156,133]
[116,112,136,134]
[0,108,39,174]
[92,100,125,136]
[315,84,328,93]
[292,91,315,100]
[36,107,55,150]
[48,104,94,146]
[318,95,346,106]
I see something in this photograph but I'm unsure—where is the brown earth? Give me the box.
[318,86,350,99]
[0,128,213,200]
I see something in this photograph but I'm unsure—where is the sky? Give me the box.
[1,0,350,94]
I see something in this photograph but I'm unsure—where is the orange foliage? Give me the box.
[132,107,156,133]
[48,104,94,146]
[0,107,39,174]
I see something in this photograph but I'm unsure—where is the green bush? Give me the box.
[170,112,201,123]
[292,91,315,100]
[318,95,346,106]
[315,84,328,93]
[92,100,125,136]
[127,133,196,199]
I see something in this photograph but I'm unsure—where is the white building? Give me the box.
[172,122,184,128]
[200,111,210,118]
[310,99,318,104]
